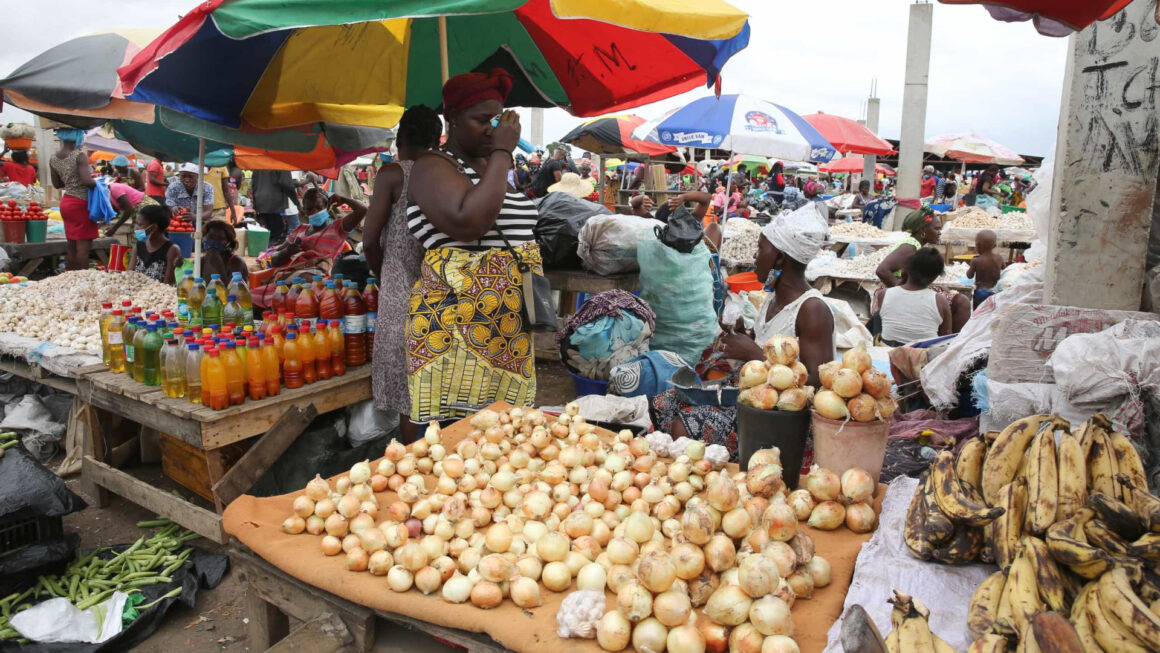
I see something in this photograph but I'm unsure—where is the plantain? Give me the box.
[905,476,937,560]
[1025,427,1059,536]
[919,472,957,544]
[1130,532,1160,563]
[933,523,985,565]
[1118,473,1160,533]
[1069,584,1101,653]
[1108,431,1148,498]
[1090,491,1145,541]
[1007,545,1045,635]
[994,478,1027,570]
[1055,432,1086,523]
[967,570,1006,640]
[1073,413,1113,460]
[1083,518,1133,556]
[893,600,937,653]
[1019,620,1042,653]
[1044,509,1109,577]
[983,414,1056,506]
[1085,582,1150,653]
[1086,429,1121,501]
[931,451,1005,525]
[956,436,987,491]
[886,627,900,653]
[841,604,890,653]
[1023,536,1068,612]
[1028,611,1085,653]
[1098,566,1160,650]
[967,634,1008,653]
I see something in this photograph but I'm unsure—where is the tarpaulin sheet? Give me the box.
[224,402,885,653]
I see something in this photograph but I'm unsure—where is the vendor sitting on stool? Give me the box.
[967,229,1004,307]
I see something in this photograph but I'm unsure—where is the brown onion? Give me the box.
[681,502,717,545]
[671,542,706,580]
[618,580,653,622]
[763,503,798,541]
[786,568,814,599]
[761,635,800,653]
[749,596,793,636]
[845,502,877,533]
[804,466,841,501]
[698,618,729,653]
[808,501,845,530]
[470,581,503,608]
[813,390,849,420]
[346,547,369,571]
[637,550,677,593]
[806,556,832,588]
[786,490,814,520]
[842,342,871,374]
[653,590,692,627]
[320,535,342,556]
[766,364,796,391]
[687,571,719,607]
[776,388,810,412]
[761,541,797,578]
[738,554,779,599]
[847,393,879,422]
[703,535,736,573]
[632,618,668,653]
[667,622,706,653]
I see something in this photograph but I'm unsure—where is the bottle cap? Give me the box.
[189,343,199,351]
[194,277,204,283]
[286,332,297,340]
[102,302,112,308]
[185,270,193,276]
[325,280,336,288]
[112,309,123,316]
[146,324,157,332]
[277,280,287,286]
[122,300,132,306]
[330,319,340,327]
[211,273,221,279]
[226,342,236,349]
[228,294,237,301]
[249,338,259,347]
[232,272,242,280]
[367,278,377,284]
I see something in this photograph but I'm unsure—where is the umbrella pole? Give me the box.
[722,149,733,225]
[193,138,205,279]
[438,16,450,84]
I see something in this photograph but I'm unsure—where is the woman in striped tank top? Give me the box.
[402,69,543,423]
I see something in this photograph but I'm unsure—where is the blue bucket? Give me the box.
[929,203,951,213]
[170,232,194,258]
[566,368,609,397]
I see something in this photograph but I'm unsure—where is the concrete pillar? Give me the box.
[863,95,881,185]
[530,108,544,149]
[34,117,55,198]
[1044,0,1160,310]
[895,2,932,213]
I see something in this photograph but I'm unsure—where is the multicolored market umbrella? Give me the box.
[937,0,1132,36]
[118,0,751,130]
[559,115,676,156]
[727,154,769,173]
[801,112,893,156]
[924,132,1024,165]
[820,156,896,177]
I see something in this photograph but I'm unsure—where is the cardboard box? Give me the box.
[987,303,1157,384]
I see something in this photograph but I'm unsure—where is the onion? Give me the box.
[349,512,375,535]
[338,494,361,519]
[808,501,845,530]
[291,496,316,520]
[813,390,849,420]
[706,476,739,512]
[624,512,655,544]
[681,502,717,546]
[761,635,800,653]
[671,542,706,580]
[818,361,841,389]
[761,541,797,578]
[637,550,677,593]
[632,618,668,653]
[786,490,814,521]
[786,569,814,600]
[667,623,705,653]
[703,535,736,573]
[541,561,572,592]
[840,468,875,504]
[749,596,793,636]
[790,361,808,387]
[608,537,639,565]
[387,565,413,592]
[578,563,607,591]
[485,523,513,553]
[705,584,753,626]
[738,554,779,599]
[860,368,891,398]
[517,555,543,581]
[775,388,809,412]
[740,384,779,410]
[598,610,633,652]
[336,477,351,494]
[537,532,570,562]
[651,590,691,628]
[320,535,342,556]
[618,581,654,622]
[745,465,783,498]
[470,581,503,609]
[847,394,879,422]
[842,342,871,374]
[766,364,796,391]
[698,619,729,653]
[368,550,393,575]
[346,547,369,571]
[397,541,428,571]
[360,527,387,553]
[687,571,718,608]
[478,554,517,583]
[305,474,331,501]
[441,574,474,603]
[305,515,325,536]
[728,623,765,653]
[522,491,552,521]
[314,498,336,519]
[573,535,602,562]
[740,360,769,389]
[806,555,832,588]
[749,449,780,468]
[845,502,877,533]
[876,396,897,420]
[763,335,799,367]
[607,564,635,593]
[763,503,798,542]
[830,368,863,399]
[349,460,372,485]
[510,579,540,612]
[282,516,305,534]
[804,466,841,501]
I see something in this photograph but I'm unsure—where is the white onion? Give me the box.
[414,566,443,595]
[631,618,668,653]
[738,554,778,599]
[786,569,814,599]
[705,584,752,626]
[739,360,769,389]
[840,468,875,504]
[842,342,871,374]
[666,623,705,653]
[706,475,740,512]
[537,532,570,562]
[485,522,513,552]
[441,574,474,603]
[617,581,653,622]
[831,368,863,399]
[598,610,633,652]
[786,490,814,521]
[749,596,793,636]
[671,542,706,580]
[762,335,799,367]
[652,590,691,627]
[517,555,543,581]
[806,555,832,588]
[721,508,752,539]
[578,563,607,591]
[470,581,503,608]
[320,535,342,556]
[804,466,841,502]
[812,390,849,420]
[761,635,800,653]
[766,364,796,391]
[728,623,765,653]
[637,550,677,593]
[542,561,572,592]
[761,541,797,578]
[608,537,639,565]
[510,576,542,608]
[282,516,305,534]
[763,503,798,542]
[623,512,655,544]
[808,501,845,530]
[346,547,369,571]
[349,460,372,485]
[293,495,316,518]
[845,502,877,533]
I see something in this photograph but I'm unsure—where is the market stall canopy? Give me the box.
[820,155,896,176]
[727,153,769,172]
[632,94,837,163]
[924,132,1025,165]
[559,114,677,156]
[801,112,894,156]
[937,0,1132,36]
[118,0,752,130]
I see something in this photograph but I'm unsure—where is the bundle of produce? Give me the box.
[812,343,896,423]
[737,335,812,413]
[905,412,1160,651]
[719,218,763,265]
[839,591,964,653]
[828,222,891,240]
[278,402,868,653]
[785,465,879,534]
[942,207,998,229]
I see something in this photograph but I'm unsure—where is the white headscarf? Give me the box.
[760,203,829,264]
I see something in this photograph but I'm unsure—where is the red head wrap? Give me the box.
[442,68,514,114]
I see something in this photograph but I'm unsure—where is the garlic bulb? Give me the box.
[556,590,606,639]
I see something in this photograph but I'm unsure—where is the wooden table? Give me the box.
[76,365,372,543]
[232,545,506,653]
[537,268,640,361]
[2,237,118,276]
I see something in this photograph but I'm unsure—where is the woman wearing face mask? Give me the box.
[250,187,366,309]
[199,219,248,282]
[129,204,183,285]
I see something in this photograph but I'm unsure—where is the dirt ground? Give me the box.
[58,363,577,652]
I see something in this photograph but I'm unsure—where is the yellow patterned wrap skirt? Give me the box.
[405,242,540,421]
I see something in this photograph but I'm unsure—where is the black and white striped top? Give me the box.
[406,152,539,251]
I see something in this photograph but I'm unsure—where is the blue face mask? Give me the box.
[134,228,148,242]
[307,210,330,228]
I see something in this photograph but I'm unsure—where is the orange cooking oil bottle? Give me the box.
[205,348,228,410]
[259,334,281,396]
[295,280,319,334]
[246,337,267,401]
[269,325,285,363]
[222,342,245,406]
[282,332,303,389]
[327,319,346,377]
[235,336,250,396]
[313,321,331,381]
[298,325,316,384]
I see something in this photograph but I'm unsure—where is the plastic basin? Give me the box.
[736,404,811,484]
[2,221,26,244]
[811,411,890,483]
[24,220,47,243]
[170,232,194,258]
[726,271,764,293]
[566,368,609,397]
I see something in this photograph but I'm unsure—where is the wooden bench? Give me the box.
[2,236,117,276]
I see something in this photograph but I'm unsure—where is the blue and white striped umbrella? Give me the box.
[632,94,838,163]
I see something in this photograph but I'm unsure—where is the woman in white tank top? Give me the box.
[878,246,952,346]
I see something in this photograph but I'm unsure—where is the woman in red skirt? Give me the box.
[49,128,98,270]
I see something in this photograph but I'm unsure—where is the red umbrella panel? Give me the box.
[801,112,893,156]
[938,0,1132,35]
[559,115,677,156]
[820,156,896,176]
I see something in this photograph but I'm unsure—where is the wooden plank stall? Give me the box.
[76,365,371,543]
[2,237,117,277]
[538,268,640,362]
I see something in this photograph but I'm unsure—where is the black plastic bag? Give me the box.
[653,206,704,254]
[0,447,86,521]
[0,535,78,597]
[533,193,611,269]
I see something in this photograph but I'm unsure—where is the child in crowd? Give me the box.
[967,229,1004,306]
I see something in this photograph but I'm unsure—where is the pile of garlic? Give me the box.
[827,222,890,240]
[941,207,997,229]
[719,218,764,265]
[0,270,174,353]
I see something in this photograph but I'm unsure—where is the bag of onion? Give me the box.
[811,342,896,422]
[736,335,813,412]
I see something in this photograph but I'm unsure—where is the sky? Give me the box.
[0,0,1069,157]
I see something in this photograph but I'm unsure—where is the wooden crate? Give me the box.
[160,433,252,502]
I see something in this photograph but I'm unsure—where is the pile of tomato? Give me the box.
[0,200,46,221]
[168,216,195,233]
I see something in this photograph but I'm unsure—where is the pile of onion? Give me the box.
[812,342,897,421]
[738,335,812,413]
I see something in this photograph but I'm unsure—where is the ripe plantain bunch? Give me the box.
[838,591,959,653]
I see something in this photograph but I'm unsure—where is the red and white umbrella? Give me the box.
[924,132,1024,165]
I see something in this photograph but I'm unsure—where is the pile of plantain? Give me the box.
[904,413,1160,651]
[841,591,958,653]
